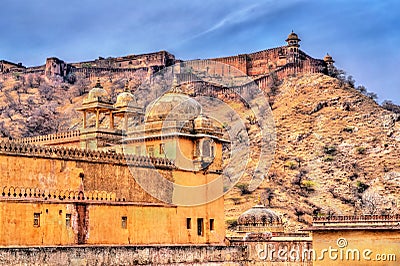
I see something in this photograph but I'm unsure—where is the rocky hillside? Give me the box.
[225,73,400,232]
[0,73,142,138]
[1,72,399,233]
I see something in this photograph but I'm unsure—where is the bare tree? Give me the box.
[34,75,43,86]
[261,188,274,207]
[227,111,236,122]
[0,121,10,138]
[294,207,305,222]
[75,77,90,96]
[382,100,400,114]
[26,74,34,87]
[361,190,384,215]
[38,84,55,101]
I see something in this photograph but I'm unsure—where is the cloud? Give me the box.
[195,4,261,38]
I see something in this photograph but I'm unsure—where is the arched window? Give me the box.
[202,140,211,157]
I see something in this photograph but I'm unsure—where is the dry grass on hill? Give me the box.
[1,73,399,233]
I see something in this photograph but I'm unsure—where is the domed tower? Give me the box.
[77,78,121,150]
[285,31,301,63]
[324,53,335,75]
[237,203,284,235]
[144,83,202,123]
[113,80,143,131]
[124,75,227,172]
[286,30,301,48]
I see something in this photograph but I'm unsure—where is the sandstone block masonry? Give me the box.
[0,245,247,266]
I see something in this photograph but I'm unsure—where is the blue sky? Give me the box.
[1,0,399,103]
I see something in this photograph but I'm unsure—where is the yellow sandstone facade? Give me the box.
[0,78,227,246]
[309,215,400,266]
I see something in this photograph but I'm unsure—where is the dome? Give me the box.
[324,53,334,63]
[285,31,301,42]
[237,204,282,226]
[86,79,108,102]
[115,91,136,108]
[145,91,201,122]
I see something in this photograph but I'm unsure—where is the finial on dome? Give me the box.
[324,53,334,63]
[95,78,102,88]
[168,75,184,94]
[124,80,130,92]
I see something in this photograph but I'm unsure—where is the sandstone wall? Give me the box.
[312,230,400,266]
[0,243,317,265]
[0,142,225,246]
[0,245,247,265]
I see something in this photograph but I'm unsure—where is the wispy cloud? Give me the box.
[195,3,261,38]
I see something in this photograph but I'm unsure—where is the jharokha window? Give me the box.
[121,216,127,229]
[34,213,40,227]
[159,143,165,155]
[66,214,72,227]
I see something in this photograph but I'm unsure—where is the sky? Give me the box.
[1,0,399,103]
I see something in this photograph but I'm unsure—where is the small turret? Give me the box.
[286,30,301,48]
[324,53,335,75]
[285,31,301,63]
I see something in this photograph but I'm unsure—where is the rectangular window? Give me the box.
[66,214,71,227]
[135,146,141,155]
[197,218,204,236]
[186,218,191,229]
[146,145,154,157]
[121,216,127,229]
[159,143,165,155]
[34,213,40,227]
[210,219,215,231]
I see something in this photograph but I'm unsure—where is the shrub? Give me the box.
[356,181,369,193]
[343,126,354,133]
[323,145,337,155]
[230,197,241,205]
[301,180,316,191]
[226,219,238,230]
[235,183,251,195]
[284,161,297,170]
[323,155,335,162]
[356,146,366,154]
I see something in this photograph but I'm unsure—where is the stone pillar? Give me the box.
[83,111,87,129]
[124,114,128,131]
[96,109,100,129]
[110,111,114,130]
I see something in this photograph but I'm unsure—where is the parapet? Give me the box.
[14,130,81,145]
[0,141,175,169]
[1,186,120,202]
[308,215,400,231]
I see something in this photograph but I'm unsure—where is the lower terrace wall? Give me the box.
[0,245,247,266]
[0,242,315,265]
[230,240,313,266]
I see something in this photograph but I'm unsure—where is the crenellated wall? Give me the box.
[210,46,326,81]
